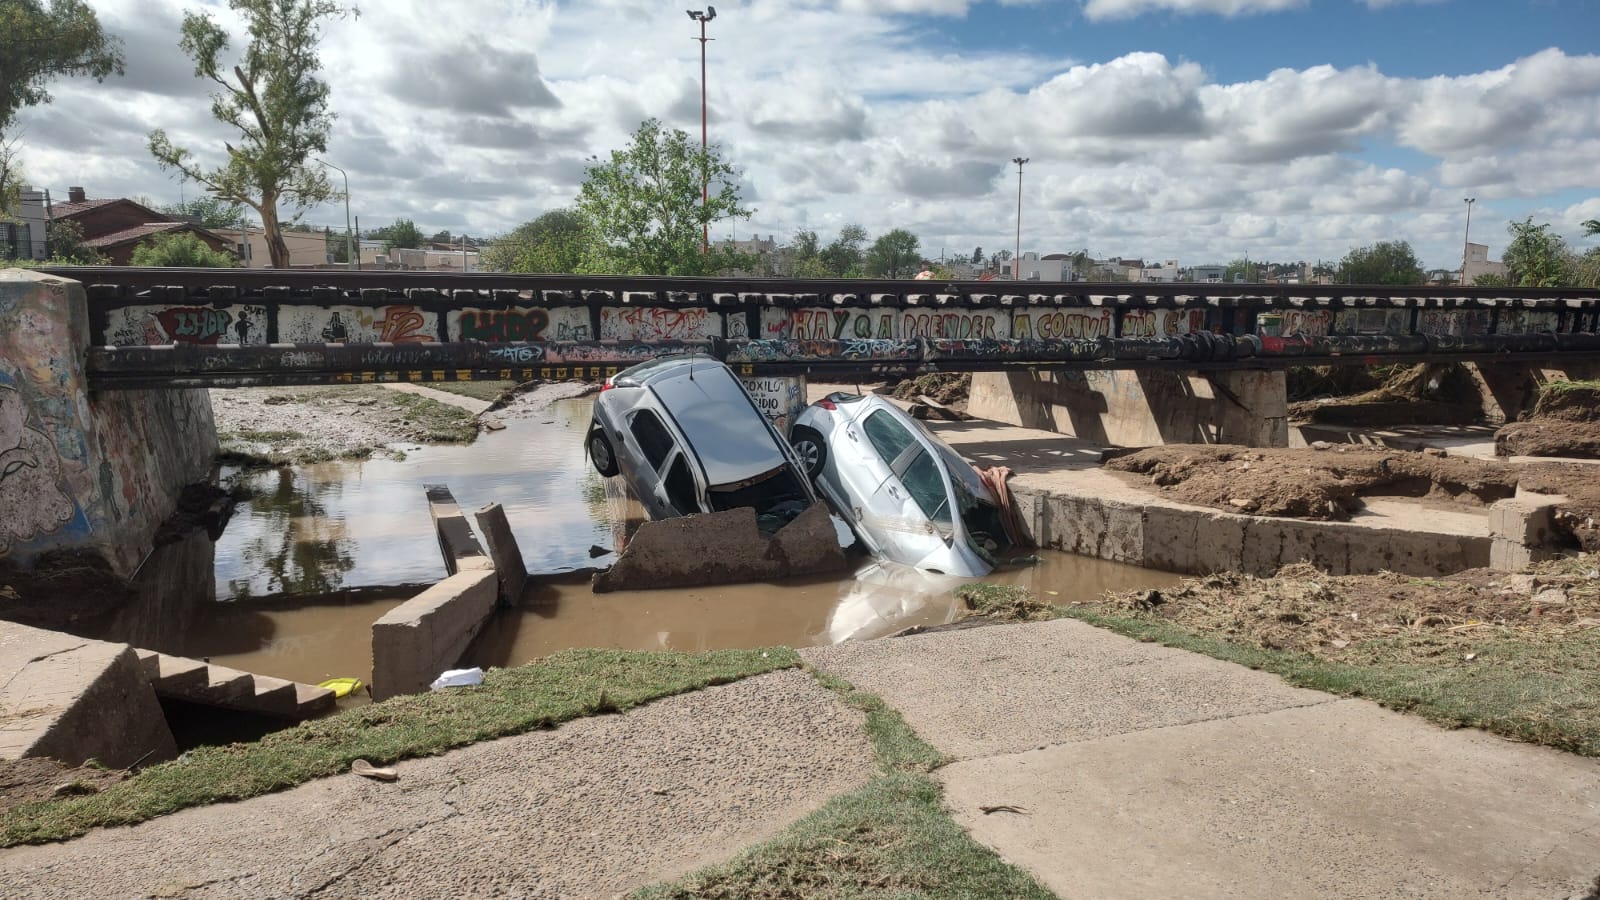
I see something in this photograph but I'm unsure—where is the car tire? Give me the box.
[790,425,826,477]
[588,427,619,477]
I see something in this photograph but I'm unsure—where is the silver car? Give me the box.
[790,392,1011,576]
[586,355,817,525]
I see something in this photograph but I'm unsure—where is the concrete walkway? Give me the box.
[0,670,873,899]
[802,619,1600,899]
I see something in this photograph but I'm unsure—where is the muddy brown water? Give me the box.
[174,394,1180,695]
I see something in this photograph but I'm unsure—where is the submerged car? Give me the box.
[790,393,1011,577]
[586,355,817,527]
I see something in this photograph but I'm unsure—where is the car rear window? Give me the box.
[630,410,676,469]
[863,410,916,465]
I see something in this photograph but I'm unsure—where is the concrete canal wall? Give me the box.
[0,270,216,624]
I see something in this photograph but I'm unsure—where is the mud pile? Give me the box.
[1287,363,1482,427]
[1495,381,1600,459]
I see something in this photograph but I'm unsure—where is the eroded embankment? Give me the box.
[1104,444,1600,550]
[1495,381,1600,459]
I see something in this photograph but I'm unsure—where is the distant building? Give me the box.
[360,244,480,272]
[1,187,49,261]
[1187,264,1227,283]
[1462,242,1508,284]
[233,227,327,267]
[49,186,235,265]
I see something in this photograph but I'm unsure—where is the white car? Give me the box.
[587,355,817,527]
[789,392,1011,576]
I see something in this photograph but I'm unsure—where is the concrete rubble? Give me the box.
[593,503,850,593]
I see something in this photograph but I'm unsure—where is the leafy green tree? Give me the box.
[1224,258,1260,282]
[575,117,750,275]
[160,196,247,230]
[864,228,921,278]
[1582,219,1600,238]
[429,229,453,244]
[1501,217,1572,287]
[44,217,103,264]
[0,0,123,132]
[780,229,828,278]
[971,247,983,265]
[130,231,239,267]
[820,224,868,277]
[148,0,351,268]
[481,209,587,273]
[1335,241,1425,285]
[369,218,422,251]
[0,138,22,221]
[1473,273,1509,287]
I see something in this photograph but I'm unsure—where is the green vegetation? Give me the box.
[954,582,1064,622]
[148,0,352,268]
[388,391,480,443]
[1336,239,1425,285]
[1,648,798,847]
[1056,606,1600,757]
[0,0,123,133]
[636,673,1053,899]
[130,231,239,267]
[422,380,516,403]
[481,210,587,274]
[577,117,752,275]
[864,228,922,279]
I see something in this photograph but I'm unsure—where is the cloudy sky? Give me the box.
[12,0,1600,271]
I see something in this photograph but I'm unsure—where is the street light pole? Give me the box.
[317,159,354,271]
[1012,156,1028,280]
[1460,197,1476,286]
[689,7,717,255]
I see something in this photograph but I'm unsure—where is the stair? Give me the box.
[134,649,336,720]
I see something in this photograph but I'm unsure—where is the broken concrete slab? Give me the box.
[474,502,527,605]
[593,503,849,593]
[0,621,175,768]
[371,569,498,700]
[424,484,491,576]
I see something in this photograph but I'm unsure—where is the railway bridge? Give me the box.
[3,266,1599,602]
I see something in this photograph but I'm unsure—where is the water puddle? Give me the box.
[151,389,1181,693]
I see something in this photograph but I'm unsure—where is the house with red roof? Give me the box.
[50,187,237,264]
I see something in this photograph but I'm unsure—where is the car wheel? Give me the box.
[790,425,826,477]
[588,427,619,477]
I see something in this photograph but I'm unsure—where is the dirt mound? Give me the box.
[1097,555,1600,656]
[891,373,970,407]
[1288,363,1482,426]
[1495,381,1600,458]
[1104,444,1517,519]
[0,758,125,815]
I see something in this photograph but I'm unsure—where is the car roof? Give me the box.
[649,361,788,486]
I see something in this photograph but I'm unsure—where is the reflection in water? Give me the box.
[193,391,1182,693]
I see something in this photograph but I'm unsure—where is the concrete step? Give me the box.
[131,648,335,720]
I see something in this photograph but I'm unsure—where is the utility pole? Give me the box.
[689,7,718,255]
[1012,157,1028,280]
[1460,197,1476,286]
[316,159,355,271]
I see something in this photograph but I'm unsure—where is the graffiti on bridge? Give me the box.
[1121,308,1205,338]
[601,307,721,341]
[1011,309,1114,341]
[761,308,1009,341]
[278,305,442,344]
[105,304,270,346]
[451,306,591,342]
[740,376,807,430]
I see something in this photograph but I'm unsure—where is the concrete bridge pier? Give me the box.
[968,368,1288,448]
[0,269,217,626]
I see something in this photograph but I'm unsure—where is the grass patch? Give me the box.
[1,648,796,847]
[388,391,479,443]
[1056,606,1600,756]
[954,583,1065,623]
[634,673,1053,900]
[424,380,516,403]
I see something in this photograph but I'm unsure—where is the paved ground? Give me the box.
[0,670,874,899]
[802,618,1600,899]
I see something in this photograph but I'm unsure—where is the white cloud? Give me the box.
[1082,0,1305,21]
[6,0,1598,273]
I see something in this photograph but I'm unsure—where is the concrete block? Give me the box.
[1488,497,1561,546]
[1489,537,1553,572]
[424,484,490,576]
[372,569,499,700]
[593,504,848,593]
[474,503,527,605]
[1,621,175,768]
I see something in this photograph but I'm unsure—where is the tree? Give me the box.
[0,0,124,132]
[1224,258,1260,283]
[1502,217,1572,287]
[429,229,453,244]
[480,209,587,273]
[130,231,239,267]
[575,117,750,275]
[1335,240,1425,285]
[0,137,22,221]
[148,0,350,268]
[971,247,983,265]
[43,217,103,264]
[160,196,247,230]
[820,224,868,277]
[864,229,921,278]
[1582,219,1600,238]
[369,218,422,251]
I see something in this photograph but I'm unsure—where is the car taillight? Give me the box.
[600,380,615,391]
[816,398,836,410]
